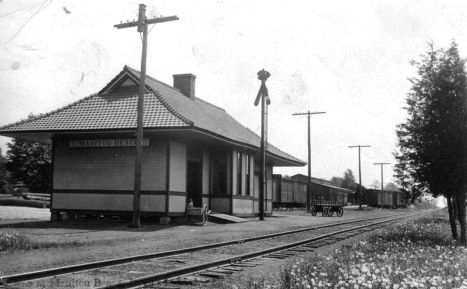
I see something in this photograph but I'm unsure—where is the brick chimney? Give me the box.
[173,74,196,99]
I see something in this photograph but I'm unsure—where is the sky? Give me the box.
[1,0,467,187]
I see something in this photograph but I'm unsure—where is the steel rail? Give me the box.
[100,212,425,289]
[0,211,423,284]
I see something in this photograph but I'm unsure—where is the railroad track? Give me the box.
[1,211,428,289]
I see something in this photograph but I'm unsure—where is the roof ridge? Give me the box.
[194,97,226,112]
[124,66,194,127]
[125,65,178,93]
[146,87,194,126]
[0,94,98,131]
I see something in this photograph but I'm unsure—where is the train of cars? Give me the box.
[272,174,408,216]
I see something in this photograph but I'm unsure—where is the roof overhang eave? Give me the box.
[189,127,306,167]
[0,127,306,167]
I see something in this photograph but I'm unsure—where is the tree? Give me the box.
[370,179,380,189]
[330,176,344,187]
[394,41,467,244]
[0,148,11,194]
[330,169,357,191]
[6,139,52,194]
[341,169,357,191]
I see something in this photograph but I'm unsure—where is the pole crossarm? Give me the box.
[292,111,326,116]
[114,16,179,29]
[291,110,325,212]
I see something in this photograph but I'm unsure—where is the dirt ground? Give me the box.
[0,206,417,277]
[0,206,50,224]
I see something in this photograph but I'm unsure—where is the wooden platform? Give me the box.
[209,213,250,224]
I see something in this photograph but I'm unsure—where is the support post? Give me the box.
[348,145,371,209]
[292,111,325,212]
[373,162,390,208]
[114,4,178,227]
[254,69,271,221]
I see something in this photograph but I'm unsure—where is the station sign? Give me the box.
[70,139,149,148]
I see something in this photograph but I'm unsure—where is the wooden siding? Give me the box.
[169,195,186,212]
[140,195,166,212]
[53,193,133,211]
[53,193,167,212]
[169,141,187,192]
[241,154,246,196]
[210,197,230,213]
[253,175,259,198]
[202,150,209,195]
[54,139,167,191]
[248,155,254,196]
[226,152,231,195]
[233,198,253,215]
[232,150,238,195]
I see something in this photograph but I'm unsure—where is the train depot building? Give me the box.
[0,66,305,221]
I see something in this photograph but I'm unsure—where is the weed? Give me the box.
[0,231,83,252]
[0,231,32,251]
[212,213,467,288]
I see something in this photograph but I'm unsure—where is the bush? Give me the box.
[0,231,33,251]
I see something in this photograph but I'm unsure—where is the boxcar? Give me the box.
[362,189,408,208]
[272,174,351,215]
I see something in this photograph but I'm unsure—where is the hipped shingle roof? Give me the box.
[0,66,304,165]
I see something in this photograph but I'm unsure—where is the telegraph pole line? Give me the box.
[373,162,390,207]
[348,145,371,209]
[292,111,325,212]
[115,4,178,228]
[254,69,271,221]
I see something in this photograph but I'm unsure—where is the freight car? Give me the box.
[362,189,408,208]
[272,174,352,216]
[272,176,306,208]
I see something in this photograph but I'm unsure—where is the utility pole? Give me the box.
[292,111,325,212]
[348,145,371,209]
[115,4,178,228]
[254,69,271,221]
[373,162,390,208]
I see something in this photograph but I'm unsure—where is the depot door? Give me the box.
[187,161,202,207]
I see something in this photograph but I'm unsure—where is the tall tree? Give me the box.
[329,176,344,187]
[6,139,52,194]
[0,148,11,194]
[394,41,467,244]
[341,169,357,191]
[330,169,357,191]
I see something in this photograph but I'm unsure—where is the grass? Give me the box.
[0,231,82,251]
[209,212,467,289]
